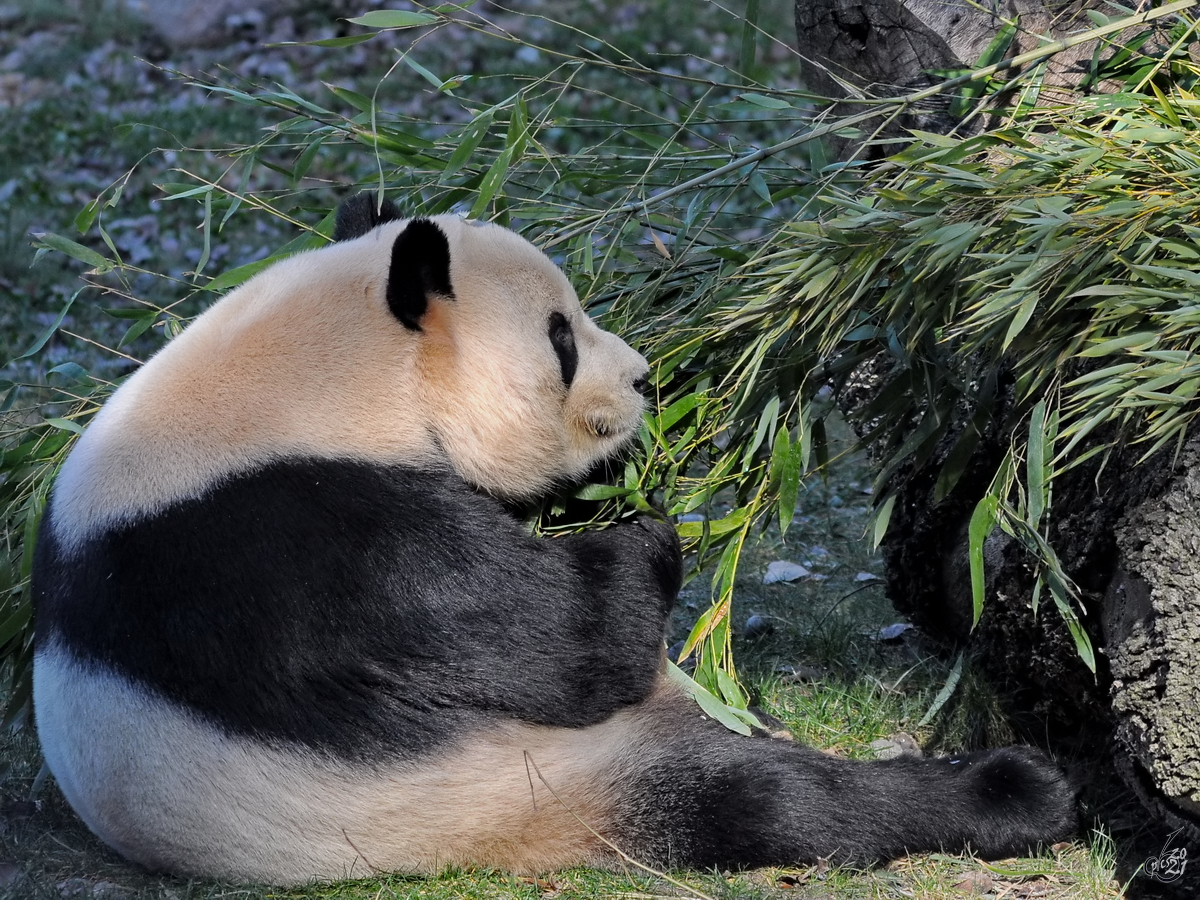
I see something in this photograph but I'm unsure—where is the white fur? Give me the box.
[35,641,686,884]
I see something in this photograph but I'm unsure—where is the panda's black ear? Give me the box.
[333,194,403,242]
[387,218,455,331]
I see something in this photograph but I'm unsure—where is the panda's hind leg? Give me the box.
[603,684,1078,870]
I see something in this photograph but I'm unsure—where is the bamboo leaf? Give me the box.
[345,10,438,28]
[917,652,964,728]
[666,662,756,736]
[32,233,113,273]
[1027,399,1047,530]
[968,494,999,629]
[8,289,82,363]
[872,493,897,550]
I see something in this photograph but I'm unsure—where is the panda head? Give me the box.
[350,201,650,497]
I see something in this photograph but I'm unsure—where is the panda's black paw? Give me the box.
[966,746,1079,855]
[622,514,683,606]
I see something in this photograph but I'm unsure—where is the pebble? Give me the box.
[743,614,773,639]
[763,560,811,584]
[874,623,912,641]
[867,733,922,760]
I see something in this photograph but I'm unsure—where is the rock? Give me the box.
[763,560,811,584]
[874,622,912,641]
[92,882,130,899]
[57,878,91,898]
[778,663,826,682]
[867,733,922,760]
[743,614,773,639]
[952,870,994,894]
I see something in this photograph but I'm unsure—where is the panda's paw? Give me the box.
[626,513,684,605]
[967,746,1079,852]
[629,512,682,552]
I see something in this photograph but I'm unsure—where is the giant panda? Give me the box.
[32,195,1077,885]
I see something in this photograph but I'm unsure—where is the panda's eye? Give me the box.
[548,311,578,388]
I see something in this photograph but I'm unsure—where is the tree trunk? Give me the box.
[795,0,1114,100]
[794,0,1200,892]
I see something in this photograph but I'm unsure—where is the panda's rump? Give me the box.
[34,643,646,883]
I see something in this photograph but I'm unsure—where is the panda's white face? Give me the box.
[48,213,649,546]
[413,216,649,497]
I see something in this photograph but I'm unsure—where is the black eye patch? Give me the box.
[548,312,578,388]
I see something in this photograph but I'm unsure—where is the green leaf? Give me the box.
[1078,332,1159,357]
[402,55,448,91]
[738,0,760,78]
[469,147,512,219]
[715,667,749,710]
[44,417,85,436]
[741,394,780,469]
[47,362,91,384]
[917,652,964,727]
[117,313,158,348]
[676,507,749,539]
[772,427,803,535]
[1002,288,1040,349]
[8,289,81,364]
[571,484,633,501]
[1027,399,1047,530]
[440,110,495,183]
[345,10,438,29]
[32,233,113,273]
[968,494,999,629]
[74,200,99,234]
[665,661,757,736]
[1048,572,1096,673]
[0,601,30,651]
[949,22,1017,117]
[872,493,897,550]
[0,384,17,414]
[934,412,987,502]
[738,93,791,110]
[656,393,701,432]
[204,256,286,293]
[195,188,213,278]
[325,85,376,114]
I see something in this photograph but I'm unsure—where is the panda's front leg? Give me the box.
[531,512,682,713]
[586,511,681,627]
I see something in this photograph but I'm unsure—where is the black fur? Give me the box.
[548,312,578,388]
[34,459,682,762]
[611,707,1078,868]
[332,194,403,242]
[387,220,455,331]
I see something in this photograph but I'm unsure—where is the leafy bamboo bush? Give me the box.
[4,0,1200,729]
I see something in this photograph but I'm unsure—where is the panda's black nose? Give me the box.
[632,374,650,395]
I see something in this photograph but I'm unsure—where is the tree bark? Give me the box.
[795,0,1114,99]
